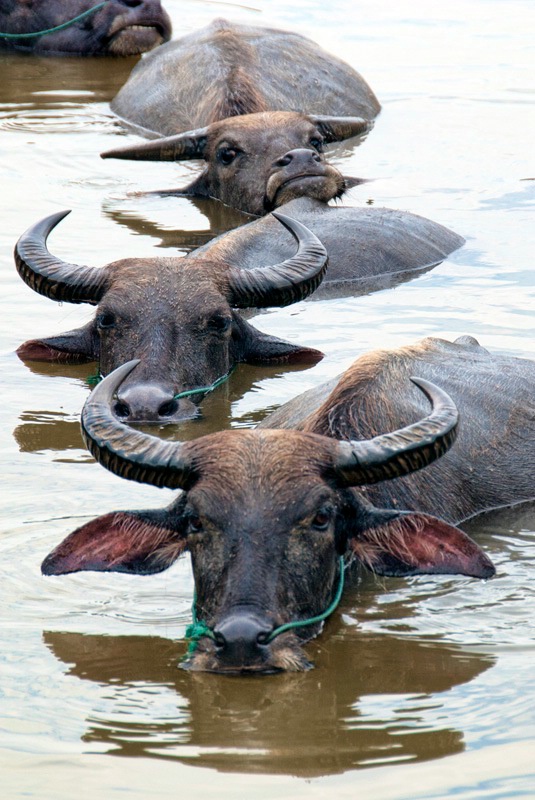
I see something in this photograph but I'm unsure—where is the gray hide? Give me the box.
[190,197,465,297]
[111,18,380,135]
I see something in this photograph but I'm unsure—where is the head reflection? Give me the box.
[13,362,315,452]
[43,623,494,777]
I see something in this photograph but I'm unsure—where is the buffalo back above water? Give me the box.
[259,335,535,523]
[190,197,465,293]
[111,18,380,136]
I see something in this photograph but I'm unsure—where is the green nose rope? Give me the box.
[173,367,235,401]
[87,366,234,393]
[184,556,346,656]
[266,557,346,642]
[0,2,107,39]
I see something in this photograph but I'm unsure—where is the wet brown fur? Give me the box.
[302,340,438,440]
[204,23,268,123]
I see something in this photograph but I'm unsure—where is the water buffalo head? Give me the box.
[41,362,495,674]
[15,210,327,422]
[101,111,370,215]
[0,0,172,56]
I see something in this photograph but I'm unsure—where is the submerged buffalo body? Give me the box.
[40,333,534,674]
[0,0,171,56]
[259,335,535,523]
[191,197,465,292]
[14,210,328,423]
[101,110,370,216]
[110,18,380,135]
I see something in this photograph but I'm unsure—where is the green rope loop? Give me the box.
[185,596,216,655]
[173,367,235,401]
[266,557,346,641]
[86,371,103,387]
[185,620,215,655]
[0,2,107,40]
[183,556,346,655]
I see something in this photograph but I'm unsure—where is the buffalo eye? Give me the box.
[187,514,203,534]
[311,508,333,531]
[96,311,116,330]
[309,136,324,153]
[217,147,240,166]
[207,314,232,334]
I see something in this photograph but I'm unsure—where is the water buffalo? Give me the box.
[40,353,500,674]
[110,18,380,136]
[14,210,327,423]
[0,0,171,56]
[101,110,370,216]
[191,197,465,293]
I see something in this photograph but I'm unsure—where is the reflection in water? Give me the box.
[0,51,133,104]
[0,51,133,135]
[102,196,252,252]
[14,411,84,453]
[43,625,494,776]
[13,362,319,451]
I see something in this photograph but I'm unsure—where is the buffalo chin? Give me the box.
[180,636,314,674]
[267,171,345,211]
[108,26,165,57]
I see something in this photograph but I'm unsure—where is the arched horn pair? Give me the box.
[82,364,459,491]
[99,115,370,163]
[14,210,109,305]
[14,211,327,310]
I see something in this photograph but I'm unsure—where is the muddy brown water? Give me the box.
[0,1,534,797]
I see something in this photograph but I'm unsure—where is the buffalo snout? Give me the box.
[211,613,274,672]
[113,382,197,423]
[274,148,323,169]
[266,149,345,210]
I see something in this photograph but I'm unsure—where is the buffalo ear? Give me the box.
[349,511,495,579]
[238,317,323,365]
[17,323,98,363]
[42,509,187,576]
[343,176,371,190]
[244,330,323,365]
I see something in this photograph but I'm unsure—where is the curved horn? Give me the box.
[308,115,371,143]
[333,378,458,486]
[15,210,109,305]
[100,128,209,162]
[227,212,328,309]
[82,361,195,490]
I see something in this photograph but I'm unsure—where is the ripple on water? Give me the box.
[0,104,117,134]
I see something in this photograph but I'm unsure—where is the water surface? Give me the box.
[0,0,534,797]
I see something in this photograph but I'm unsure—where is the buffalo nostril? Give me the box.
[312,152,321,163]
[113,401,131,419]
[275,154,293,167]
[158,399,179,417]
[214,631,226,649]
[256,631,270,645]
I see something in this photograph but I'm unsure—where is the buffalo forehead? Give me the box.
[207,112,318,150]
[183,430,337,521]
[105,258,231,301]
